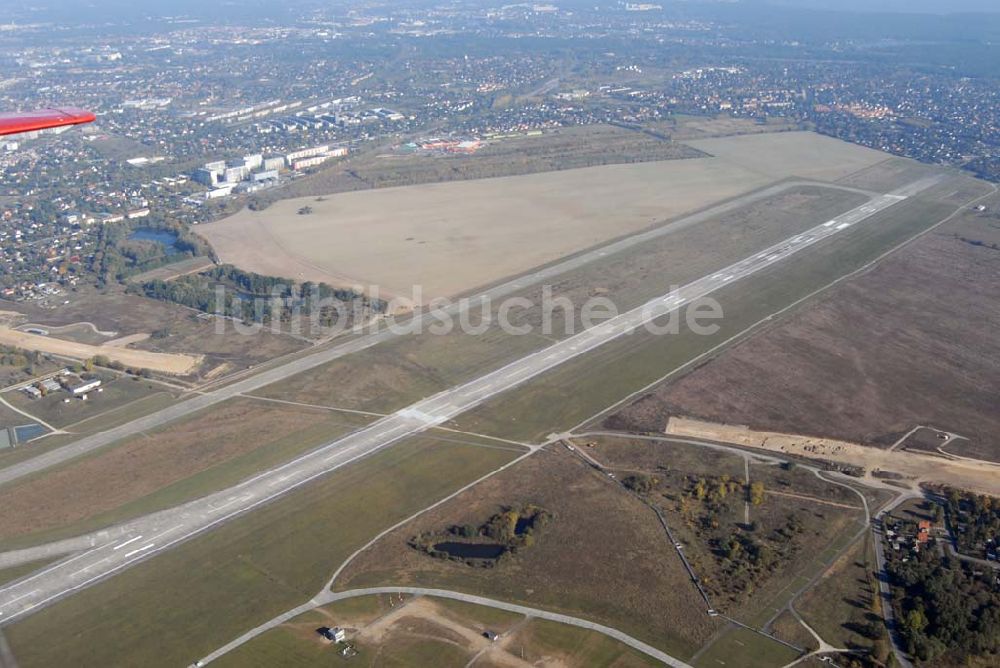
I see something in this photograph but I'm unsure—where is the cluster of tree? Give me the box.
[0,351,30,368]
[204,265,294,298]
[0,345,42,375]
[130,265,386,327]
[889,552,1000,664]
[943,487,1000,556]
[711,514,802,595]
[689,475,745,504]
[622,473,659,494]
[410,504,553,565]
[719,534,778,571]
[480,504,551,548]
[686,475,766,507]
[129,276,242,319]
[87,355,153,378]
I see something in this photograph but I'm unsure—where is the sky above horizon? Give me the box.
[760,0,998,12]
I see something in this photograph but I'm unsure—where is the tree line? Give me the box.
[129,264,386,326]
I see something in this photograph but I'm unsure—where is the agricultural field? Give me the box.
[609,186,1000,463]
[4,435,521,668]
[201,132,886,301]
[0,398,374,549]
[336,446,721,660]
[684,131,890,182]
[651,115,801,140]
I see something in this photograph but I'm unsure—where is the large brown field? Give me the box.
[201,132,888,301]
[253,183,866,414]
[608,188,1000,462]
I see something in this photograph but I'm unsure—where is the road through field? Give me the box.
[206,587,693,667]
[0,176,941,628]
[0,178,868,490]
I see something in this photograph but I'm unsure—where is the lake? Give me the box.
[129,227,180,254]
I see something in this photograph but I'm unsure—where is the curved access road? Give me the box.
[198,586,691,667]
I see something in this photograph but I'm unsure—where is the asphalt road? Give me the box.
[872,495,919,668]
[0,176,941,627]
[0,178,877,490]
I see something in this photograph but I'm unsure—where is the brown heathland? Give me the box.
[609,202,1000,463]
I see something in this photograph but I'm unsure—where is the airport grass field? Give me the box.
[0,398,375,549]
[202,132,886,301]
[454,191,962,443]
[251,181,870,416]
[337,446,719,659]
[4,435,522,668]
[2,128,995,668]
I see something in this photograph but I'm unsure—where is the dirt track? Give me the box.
[666,418,1000,496]
[0,327,201,375]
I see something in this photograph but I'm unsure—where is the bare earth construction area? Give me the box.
[0,327,202,376]
[201,132,889,301]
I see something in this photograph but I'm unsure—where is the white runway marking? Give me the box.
[112,535,144,551]
[123,544,155,559]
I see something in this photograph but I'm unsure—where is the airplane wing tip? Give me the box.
[0,107,96,137]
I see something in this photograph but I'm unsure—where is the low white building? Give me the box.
[71,379,102,396]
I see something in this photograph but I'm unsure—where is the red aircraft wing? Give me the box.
[0,108,96,137]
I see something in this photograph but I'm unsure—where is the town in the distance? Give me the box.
[0,2,998,668]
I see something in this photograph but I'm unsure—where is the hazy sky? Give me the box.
[761,0,999,13]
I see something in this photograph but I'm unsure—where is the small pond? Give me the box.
[433,542,506,560]
[128,227,180,255]
[14,423,48,443]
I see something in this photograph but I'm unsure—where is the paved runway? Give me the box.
[0,176,942,626]
[0,178,874,490]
